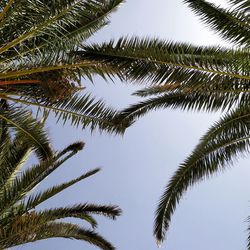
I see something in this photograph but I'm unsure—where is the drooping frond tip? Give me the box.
[65,141,85,152]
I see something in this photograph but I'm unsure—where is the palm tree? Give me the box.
[0,119,121,250]
[78,0,250,247]
[0,0,138,142]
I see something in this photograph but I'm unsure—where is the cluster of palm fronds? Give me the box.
[80,0,250,247]
[0,116,121,249]
[0,1,130,249]
[1,0,250,249]
[0,0,137,141]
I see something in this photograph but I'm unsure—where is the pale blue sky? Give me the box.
[19,1,250,250]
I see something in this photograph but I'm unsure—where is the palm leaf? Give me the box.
[113,91,241,126]
[0,0,123,62]
[0,142,84,214]
[0,0,124,56]
[81,37,250,85]
[0,93,131,134]
[154,105,250,243]
[0,219,115,250]
[184,0,250,46]
[229,0,250,13]
[0,105,52,159]
[24,168,101,209]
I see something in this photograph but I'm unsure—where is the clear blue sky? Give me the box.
[19,1,250,250]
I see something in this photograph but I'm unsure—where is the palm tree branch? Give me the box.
[0,0,124,65]
[0,93,130,134]
[24,168,101,209]
[184,0,250,46]
[154,105,250,242]
[0,0,14,22]
[81,38,250,82]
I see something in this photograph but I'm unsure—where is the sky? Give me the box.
[18,1,250,250]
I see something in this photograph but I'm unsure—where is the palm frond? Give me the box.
[184,0,250,46]
[0,219,115,250]
[35,203,121,223]
[0,93,132,134]
[0,141,84,214]
[36,222,116,250]
[154,105,250,243]
[0,137,120,249]
[81,37,250,85]
[0,105,52,159]
[247,215,250,250]
[113,91,242,127]
[0,0,14,22]
[228,0,250,13]
[0,0,124,56]
[24,168,100,209]
[0,0,124,62]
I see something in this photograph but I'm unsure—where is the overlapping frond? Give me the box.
[0,134,121,249]
[114,91,243,127]
[154,105,250,243]
[0,0,129,136]
[0,0,124,57]
[0,142,84,213]
[0,104,52,159]
[0,0,125,85]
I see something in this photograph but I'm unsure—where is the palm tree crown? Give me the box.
[0,0,137,142]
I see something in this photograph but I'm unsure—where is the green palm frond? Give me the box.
[0,0,132,136]
[2,221,115,250]
[0,93,131,134]
[0,220,115,250]
[35,203,121,222]
[0,0,124,56]
[24,168,100,209]
[154,105,250,243]
[184,0,250,46]
[0,142,84,213]
[0,104,52,159]
[81,37,250,85]
[113,92,240,126]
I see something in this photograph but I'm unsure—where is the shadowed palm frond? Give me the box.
[229,0,250,13]
[0,104,52,159]
[113,91,242,126]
